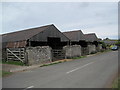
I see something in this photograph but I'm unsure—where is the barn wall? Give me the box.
[63,45,81,58]
[26,46,52,65]
[29,25,69,42]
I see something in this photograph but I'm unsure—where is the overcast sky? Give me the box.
[1,2,118,39]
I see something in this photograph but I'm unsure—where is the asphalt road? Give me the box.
[2,51,118,88]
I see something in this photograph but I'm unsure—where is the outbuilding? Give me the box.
[63,30,88,56]
[84,33,101,54]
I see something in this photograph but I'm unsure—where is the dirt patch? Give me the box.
[1,64,26,72]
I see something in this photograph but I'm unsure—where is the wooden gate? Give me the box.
[7,48,25,62]
[52,49,65,61]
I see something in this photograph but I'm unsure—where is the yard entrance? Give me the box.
[6,48,25,62]
[52,49,65,61]
[47,37,65,61]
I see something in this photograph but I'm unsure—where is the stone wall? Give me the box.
[26,46,52,65]
[88,45,96,54]
[63,45,81,58]
[2,49,7,60]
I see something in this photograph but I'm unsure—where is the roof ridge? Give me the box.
[85,33,95,35]
[63,30,82,33]
[2,24,53,36]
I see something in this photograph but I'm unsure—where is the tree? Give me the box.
[100,41,107,49]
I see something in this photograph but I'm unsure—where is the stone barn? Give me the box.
[84,33,101,54]
[63,30,88,57]
[2,24,70,65]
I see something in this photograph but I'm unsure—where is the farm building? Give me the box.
[1,24,102,65]
[2,24,70,65]
[63,30,88,56]
[84,33,102,54]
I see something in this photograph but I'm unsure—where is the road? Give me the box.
[2,51,118,88]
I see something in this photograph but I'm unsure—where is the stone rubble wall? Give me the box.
[63,45,81,58]
[26,46,52,65]
[88,45,96,54]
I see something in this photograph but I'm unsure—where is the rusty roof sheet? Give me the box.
[6,41,27,48]
[84,33,98,42]
[2,24,53,43]
[63,30,85,42]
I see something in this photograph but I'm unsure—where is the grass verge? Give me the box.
[112,77,120,88]
[72,56,86,59]
[0,70,12,77]
[40,61,63,67]
[1,60,25,66]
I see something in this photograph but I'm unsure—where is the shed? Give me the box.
[63,30,87,46]
[84,33,102,53]
[63,30,88,55]
[84,33,99,46]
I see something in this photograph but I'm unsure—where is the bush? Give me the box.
[100,41,107,49]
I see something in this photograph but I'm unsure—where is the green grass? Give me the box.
[0,70,12,77]
[72,56,86,59]
[112,77,120,88]
[1,60,25,66]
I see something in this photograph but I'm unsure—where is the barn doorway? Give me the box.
[47,37,65,61]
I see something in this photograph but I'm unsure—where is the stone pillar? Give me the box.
[88,45,96,54]
[26,46,52,65]
[63,45,81,58]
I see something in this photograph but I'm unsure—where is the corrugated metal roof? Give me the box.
[84,33,98,42]
[2,24,52,43]
[63,30,85,42]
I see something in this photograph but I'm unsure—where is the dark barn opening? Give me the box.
[79,40,87,47]
[93,41,98,47]
[47,37,61,49]
[30,41,47,47]
[71,42,79,45]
